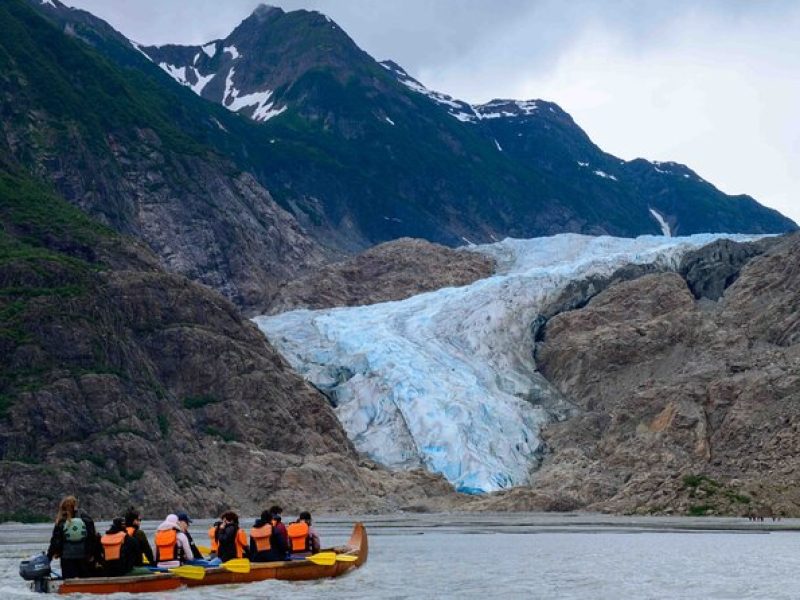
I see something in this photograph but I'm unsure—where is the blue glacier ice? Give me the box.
[253,233,757,493]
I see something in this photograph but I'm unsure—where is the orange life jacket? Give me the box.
[235,529,248,559]
[250,524,272,553]
[155,529,179,562]
[287,522,310,553]
[101,531,126,561]
[126,526,136,537]
[207,526,219,553]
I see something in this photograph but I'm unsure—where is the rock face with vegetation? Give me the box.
[2,0,327,310]
[262,238,495,315]
[524,234,800,516]
[0,165,458,520]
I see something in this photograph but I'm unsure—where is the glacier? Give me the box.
[253,233,755,493]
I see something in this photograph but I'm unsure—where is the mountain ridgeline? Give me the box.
[15,0,798,298]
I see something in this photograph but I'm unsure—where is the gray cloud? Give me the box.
[64,0,800,225]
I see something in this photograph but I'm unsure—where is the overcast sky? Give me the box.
[65,0,800,225]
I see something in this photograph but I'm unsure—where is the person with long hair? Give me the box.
[46,496,99,579]
[214,511,249,562]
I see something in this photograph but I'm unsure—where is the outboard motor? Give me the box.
[19,553,52,593]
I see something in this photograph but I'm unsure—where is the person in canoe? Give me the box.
[287,511,321,557]
[177,512,204,560]
[214,511,249,562]
[154,514,194,568]
[100,517,139,577]
[249,509,283,562]
[269,505,290,560]
[46,495,100,579]
[124,507,155,566]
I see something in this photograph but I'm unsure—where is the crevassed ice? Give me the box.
[254,233,755,493]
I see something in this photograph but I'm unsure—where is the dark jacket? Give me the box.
[127,526,155,566]
[215,524,248,562]
[266,519,289,562]
[184,529,204,561]
[101,525,138,577]
[47,513,99,563]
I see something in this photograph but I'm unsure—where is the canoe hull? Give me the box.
[52,573,181,595]
[186,521,368,587]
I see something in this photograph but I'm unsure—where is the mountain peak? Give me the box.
[251,4,282,19]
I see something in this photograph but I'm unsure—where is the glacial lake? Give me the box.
[2,513,800,599]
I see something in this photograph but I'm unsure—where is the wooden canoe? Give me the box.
[50,572,181,595]
[185,521,368,587]
[38,522,367,594]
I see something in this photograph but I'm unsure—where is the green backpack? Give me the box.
[63,517,87,543]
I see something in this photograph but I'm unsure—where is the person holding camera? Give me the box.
[214,511,249,562]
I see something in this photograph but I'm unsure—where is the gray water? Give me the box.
[2,513,800,599]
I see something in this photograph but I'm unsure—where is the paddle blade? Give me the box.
[307,552,336,566]
[335,554,358,562]
[222,558,251,574]
[169,565,206,580]
[196,545,212,555]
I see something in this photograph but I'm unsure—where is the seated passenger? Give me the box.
[249,510,273,563]
[215,511,248,562]
[124,507,154,566]
[101,518,138,577]
[154,514,193,568]
[267,505,289,561]
[176,512,203,560]
[287,511,321,557]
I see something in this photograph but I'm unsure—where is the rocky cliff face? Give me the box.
[0,165,458,519]
[527,234,800,515]
[262,238,495,315]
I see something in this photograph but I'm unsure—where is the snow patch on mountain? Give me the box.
[381,61,548,126]
[190,71,215,95]
[476,100,539,119]
[224,45,240,59]
[156,62,214,95]
[254,233,755,493]
[222,67,284,122]
[380,60,479,123]
[494,139,503,152]
[158,62,187,83]
[649,209,672,237]
[594,170,618,181]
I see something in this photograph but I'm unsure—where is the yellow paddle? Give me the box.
[221,558,251,574]
[196,545,212,555]
[306,552,336,566]
[335,554,358,562]
[167,565,206,580]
